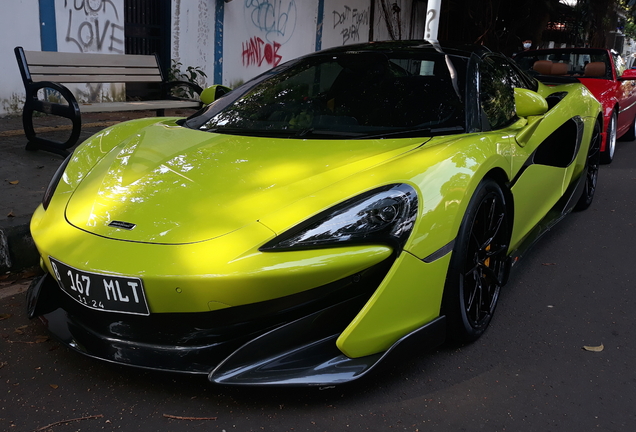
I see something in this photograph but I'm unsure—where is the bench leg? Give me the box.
[22,83,82,156]
[23,107,80,157]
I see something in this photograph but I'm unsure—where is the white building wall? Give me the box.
[54,0,125,103]
[221,0,319,88]
[322,0,371,50]
[169,0,375,89]
[0,0,42,116]
[55,0,125,54]
[171,0,215,86]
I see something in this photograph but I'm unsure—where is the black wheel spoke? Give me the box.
[478,262,503,286]
[465,269,480,316]
[480,212,505,250]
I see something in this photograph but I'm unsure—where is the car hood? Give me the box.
[65,122,427,244]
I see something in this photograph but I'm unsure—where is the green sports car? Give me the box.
[27,41,602,386]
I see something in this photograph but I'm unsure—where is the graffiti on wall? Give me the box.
[332,5,369,45]
[241,0,297,68]
[242,37,283,68]
[63,0,124,53]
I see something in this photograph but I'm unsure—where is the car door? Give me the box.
[477,55,570,249]
[612,52,636,136]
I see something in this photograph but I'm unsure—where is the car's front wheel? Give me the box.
[601,111,617,164]
[442,179,510,344]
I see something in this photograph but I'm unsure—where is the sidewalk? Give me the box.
[0,109,197,277]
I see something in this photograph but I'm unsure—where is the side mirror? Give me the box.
[620,69,636,80]
[200,85,232,105]
[514,88,548,117]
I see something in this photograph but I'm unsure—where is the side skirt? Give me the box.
[507,166,587,268]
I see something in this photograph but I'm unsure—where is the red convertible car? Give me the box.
[514,48,636,163]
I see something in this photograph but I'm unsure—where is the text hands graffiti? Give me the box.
[64,1,124,53]
[242,37,282,68]
[332,5,369,45]
[65,9,124,53]
[244,0,297,44]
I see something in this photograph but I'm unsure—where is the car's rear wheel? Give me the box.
[442,179,510,344]
[574,118,601,211]
[601,111,617,164]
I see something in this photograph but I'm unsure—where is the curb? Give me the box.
[0,216,39,274]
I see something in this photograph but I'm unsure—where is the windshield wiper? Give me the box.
[360,126,464,139]
[203,127,286,137]
[294,128,366,138]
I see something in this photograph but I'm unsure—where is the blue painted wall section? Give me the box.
[214,1,224,84]
[38,0,58,52]
[316,0,324,51]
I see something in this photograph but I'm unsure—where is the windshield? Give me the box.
[183,51,467,139]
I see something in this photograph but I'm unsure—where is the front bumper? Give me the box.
[27,261,446,386]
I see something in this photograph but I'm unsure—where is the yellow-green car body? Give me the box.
[28,41,602,386]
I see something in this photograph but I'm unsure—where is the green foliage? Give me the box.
[1,93,25,115]
[619,0,636,39]
[169,60,207,99]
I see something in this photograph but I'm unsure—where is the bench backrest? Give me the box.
[17,48,164,84]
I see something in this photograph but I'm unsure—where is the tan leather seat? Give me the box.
[532,60,553,75]
[551,62,568,75]
[584,62,606,77]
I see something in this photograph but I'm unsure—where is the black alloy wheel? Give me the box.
[442,179,510,344]
[574,118,601,211]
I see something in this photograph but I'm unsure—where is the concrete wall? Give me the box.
[323,0,372,50]
[221,0,319,87]
[171,0,215,88]
[54,0,125,103]
[0,0,42,116]
[55,0,125,54]
[171,0,376,89]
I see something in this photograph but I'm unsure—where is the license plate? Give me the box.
[49,257,149,316]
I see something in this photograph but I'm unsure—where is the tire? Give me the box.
[620,114,636,142]
[442,179,510,344]
[574,119,601,211]
[600,111,616,164]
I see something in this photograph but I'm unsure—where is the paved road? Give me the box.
[1,139,635,432]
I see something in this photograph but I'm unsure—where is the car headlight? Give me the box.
[42,153,72,210]
[260,184,418,252]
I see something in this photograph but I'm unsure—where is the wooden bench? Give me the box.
[14,46,204,156]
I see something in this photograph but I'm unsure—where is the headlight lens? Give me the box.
[42,153,72,210]
[260,184,418,251]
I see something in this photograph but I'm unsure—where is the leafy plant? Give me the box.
[169,60,208,99]
[1,93,26,115]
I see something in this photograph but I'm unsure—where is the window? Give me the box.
[479,56,516,130]
[613,52,626,77]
